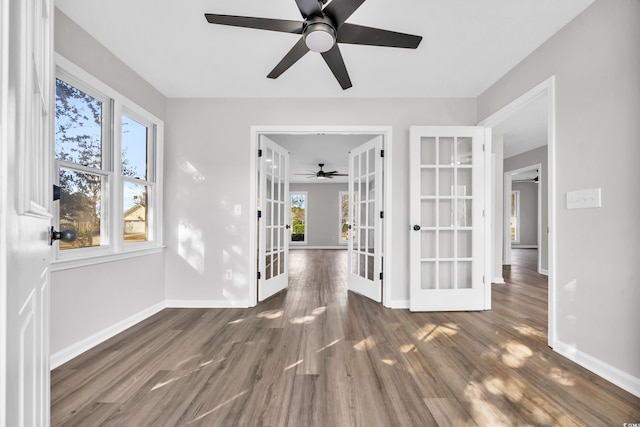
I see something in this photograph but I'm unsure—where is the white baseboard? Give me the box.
[386,299,409,309]
[553,340,640,398]
[165,299,251,308]
[538,268,549,276]
[492,277,506,284]
[50,301,166,370]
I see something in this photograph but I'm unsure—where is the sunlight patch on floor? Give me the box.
[513,324,546,339]
[189,390,249,423]
[482,376,524,402]
[464,381,513,427]
[353,336,376,351]
[257,310,283,319]
[501,341,533,368]
[316,338,343,353]
[413,322,460,343]
[284,359,304,371]
[549,367,576,386]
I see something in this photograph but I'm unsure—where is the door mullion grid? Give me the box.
[269,167,275,278]
[435,137,440,290]
[453,137,459,290]
[365,149,370,278]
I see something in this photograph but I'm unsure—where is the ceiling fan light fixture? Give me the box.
[304,22,336,53]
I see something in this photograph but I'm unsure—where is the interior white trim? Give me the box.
[250,126,393,308]
[387,300,409,309]
[553,340,640,398]
[50,302,165,369]
[479,76,556,348]
[165,300,250,309]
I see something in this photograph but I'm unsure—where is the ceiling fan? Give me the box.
[204,0,422,90]
[296,163,348,179]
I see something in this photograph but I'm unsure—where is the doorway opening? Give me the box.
[249,126,393,307]
[505,163,544,274]
[479,76,556,347]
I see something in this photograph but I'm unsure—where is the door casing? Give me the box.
[249,126,392,307]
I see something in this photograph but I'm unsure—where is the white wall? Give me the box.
[289,183,347,248]
[478,0,640,393]
[164,98,476,307]
[512,182,538,246]
[51,9,167,366]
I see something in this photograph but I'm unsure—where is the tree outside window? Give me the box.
[290,193,306,243]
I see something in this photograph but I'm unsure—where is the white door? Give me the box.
[1,0,54,425]
[409,126,490,311]
[347,136,383,302]
[258,137,290,301]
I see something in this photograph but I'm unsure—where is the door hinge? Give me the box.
[257,210,262,219]
[380,211,384,219]
[380,149,385,158]
[258,149,263,157]
[482,275,485,284]
[380,272,384,280]
[257,271,261,280]
[482,144,485,152]
[482,209,485,218]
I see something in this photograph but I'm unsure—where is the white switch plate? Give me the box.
[225,269,233,280]
[234,204,242,215]
[566,188,601,209]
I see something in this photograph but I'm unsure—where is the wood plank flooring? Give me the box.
[51,249,640,426]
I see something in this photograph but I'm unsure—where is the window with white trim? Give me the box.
[290,192,307,244]
[54,63,163,262]
[339,191,349,244]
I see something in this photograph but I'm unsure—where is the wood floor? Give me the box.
[51,249,640,426]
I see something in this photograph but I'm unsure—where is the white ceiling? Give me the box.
[55,0,595,98]
[494,93,549,159]
[267,133,374,183]
[56,0,585,181]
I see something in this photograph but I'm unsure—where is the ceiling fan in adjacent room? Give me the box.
[204,0,422,90]
[296,163,347,179]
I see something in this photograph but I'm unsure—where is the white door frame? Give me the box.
[249,126,393,307]
[478,76,557,348]
[504,163,543,273]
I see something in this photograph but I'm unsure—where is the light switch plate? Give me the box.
[566,188,601,209]
[234,204,242,215]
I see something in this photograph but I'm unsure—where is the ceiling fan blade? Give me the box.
[267,38,310,79]
[204,14,303,34]
[321,45,352,90]
[327,173,348,176]
[337,23,422,48]
[295,0,323,19]
[323,0,366,28]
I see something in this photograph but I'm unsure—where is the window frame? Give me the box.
[510,190,520,244]
[339,191,349,245]
[52,55,164,269]
[290,191,307,245]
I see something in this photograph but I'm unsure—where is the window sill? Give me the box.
[51,246,165,272]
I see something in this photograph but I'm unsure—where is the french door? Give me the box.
[409,126,490,311]
[347,136,383,302]
[258,137,290,301]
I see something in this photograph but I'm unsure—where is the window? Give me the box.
[53,60,163,264]
[339,191,349,244]
[510,190,520,243]
[290,192,307,244]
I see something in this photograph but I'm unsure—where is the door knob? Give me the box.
[50,226,77,246]
[413,225,421,231]
[285,224,291,229]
